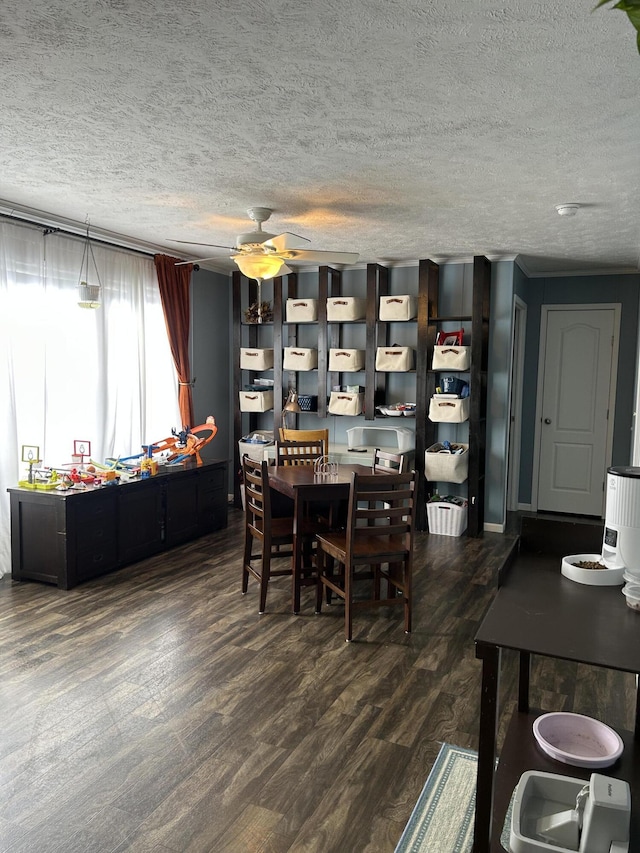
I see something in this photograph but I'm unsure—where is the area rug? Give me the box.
[395,744,515,852]
[394,743,478,853]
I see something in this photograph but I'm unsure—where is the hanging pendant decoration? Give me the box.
[77,218,103,309]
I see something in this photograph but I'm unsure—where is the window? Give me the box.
[0,221,180,577]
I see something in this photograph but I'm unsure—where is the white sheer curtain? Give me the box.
[0,221,180,578]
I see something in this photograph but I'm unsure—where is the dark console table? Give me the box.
[473,526,640,852]
[8,459,228,589]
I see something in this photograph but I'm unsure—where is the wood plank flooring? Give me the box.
[0,510,635,853]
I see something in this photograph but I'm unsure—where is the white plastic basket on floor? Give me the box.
[427,501,468,536]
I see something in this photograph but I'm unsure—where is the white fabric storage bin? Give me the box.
[283,347,318,371]
[326,297,366,321]
[427,501,468,536]
[286,298,317,323]
[239,390,274,412]
[379,295,417,321]
[238,434,274,462]
[328,391,364,416]
[329,348,365,372]
[432,345,470,371]
[240,348,274,371]
[424,443,469,483]
[428,396,470,423]
[375,346,414,372]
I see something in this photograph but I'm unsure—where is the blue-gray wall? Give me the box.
[191,267,232,471]
[191,259,639,526]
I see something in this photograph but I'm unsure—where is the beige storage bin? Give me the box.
[379,295,417,321]
[286,298,318,323]
[239,390,274,412]
[427,501,468,536]
[327,296,366,321]
[238,432,274,462]
[424,443,469,483]
[432,346,470,371]
[240,348,274,371]
[375,346,414,372]
[428,396,470,423]
[329,348,365,372]
[328,391,364,416]
[283,347,318,371]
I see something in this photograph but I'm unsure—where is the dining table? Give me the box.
[267,462,375,613]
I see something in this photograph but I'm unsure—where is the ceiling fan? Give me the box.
[171,207,359,281]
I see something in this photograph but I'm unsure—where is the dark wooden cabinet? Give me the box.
[9,460,228,589]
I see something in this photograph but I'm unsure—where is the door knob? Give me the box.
[544,418,552,424]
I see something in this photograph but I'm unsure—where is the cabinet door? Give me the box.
[197,464,228,534]
[118,480,164,563]
[165,473,199,547]
[10,492,66,586]
[72,489,118,583]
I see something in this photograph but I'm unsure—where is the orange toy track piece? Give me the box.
[151,416,217,466]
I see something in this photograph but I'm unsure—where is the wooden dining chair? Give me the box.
[372,448,405,474]
[315,470,417,642]
[279,428,329,455]
[276,439,344,530]
[241,455,295,614]
[275,439,325,467]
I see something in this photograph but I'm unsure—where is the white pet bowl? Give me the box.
[561,553,624,586]
[533,712,623,768]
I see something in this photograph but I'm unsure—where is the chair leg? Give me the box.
[258,545,270,614]
[242,530,252,594]
[315,550,324,614]
[345,561,353,642]
[404,565,412,633]
[325,556,335,604]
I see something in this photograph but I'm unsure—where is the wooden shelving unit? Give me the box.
[233,258,490,531]
[424,255,490,537]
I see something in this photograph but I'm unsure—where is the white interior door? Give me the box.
[537,306,618,516]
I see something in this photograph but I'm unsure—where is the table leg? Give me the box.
[518,651,531,713]
[473,642,501,853]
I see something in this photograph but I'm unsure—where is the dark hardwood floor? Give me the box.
[0,510,634,853]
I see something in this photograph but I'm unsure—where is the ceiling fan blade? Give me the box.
[282,249,359,265]
[174,256,226,266]
[263,232,310,252]
[169,240,236,250]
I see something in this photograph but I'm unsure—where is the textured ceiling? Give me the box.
[0,0,639,276]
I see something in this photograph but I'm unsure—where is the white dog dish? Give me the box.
[533,712,623,769]
[561,553,624,586]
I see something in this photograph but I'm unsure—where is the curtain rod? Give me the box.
[0,208,166,259]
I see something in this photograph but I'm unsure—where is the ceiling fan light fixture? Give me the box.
[555,203,581,217]
[232,253,285,280]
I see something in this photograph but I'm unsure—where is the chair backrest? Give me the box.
[279,428,329,452]
[275,439,325,467]
[242,454,272,531]
[372,448,405,474]
[346,471,417,549]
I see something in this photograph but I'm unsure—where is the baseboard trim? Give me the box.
[484,522,504,534]
[518,502,533,511]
